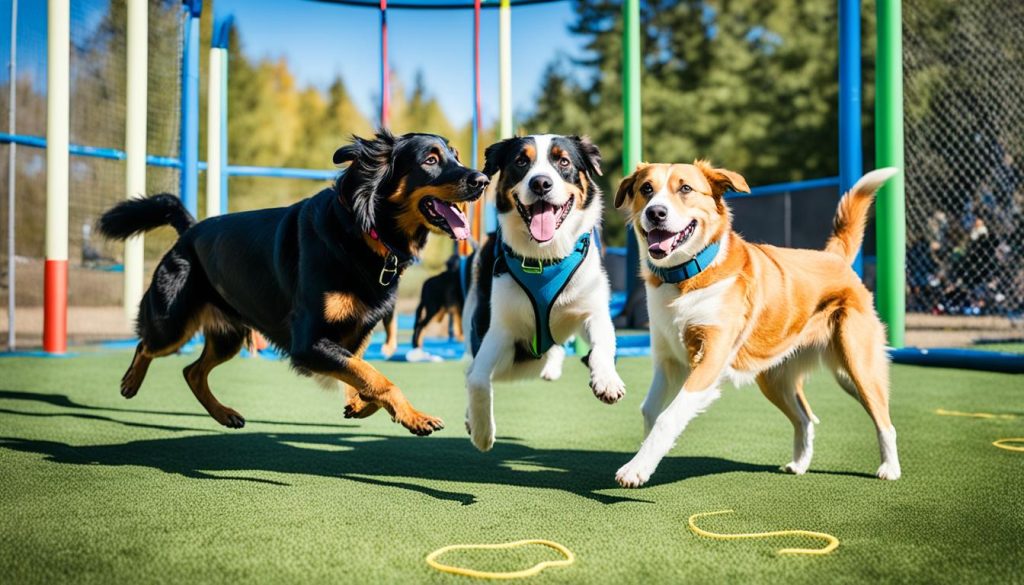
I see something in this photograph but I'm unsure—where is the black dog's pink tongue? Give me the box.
[529,201,557,242]
[434,200,470,240]
[647,229,676,256]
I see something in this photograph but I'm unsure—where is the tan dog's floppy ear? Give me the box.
[695,160,750,197]
[615,172,636,209]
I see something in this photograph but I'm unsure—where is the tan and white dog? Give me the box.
[462,135,626,452]
[613,161,901,488]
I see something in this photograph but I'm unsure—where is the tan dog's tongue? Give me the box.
[529,201,558,242]
[647,229,676,254]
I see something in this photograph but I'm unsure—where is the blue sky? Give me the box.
[0,0,587,127]
[215,0,587,126]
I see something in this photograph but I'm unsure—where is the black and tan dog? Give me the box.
[98,130,488,435]
[411,253,472,349]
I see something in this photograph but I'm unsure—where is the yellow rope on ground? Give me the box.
[935,409,1022,452]
[934,408,1016,420]
[425,539,575,579]
[688,510,839,556]
[992,438,1024,452]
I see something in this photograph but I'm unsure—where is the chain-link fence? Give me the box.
[903,0,1024,348]
[1,0,183,346]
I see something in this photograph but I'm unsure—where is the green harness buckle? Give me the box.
[521,257,544,275]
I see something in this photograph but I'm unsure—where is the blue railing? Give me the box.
[1,131,839,195]
[0,132,336,181]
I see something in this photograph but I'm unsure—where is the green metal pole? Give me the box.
[618,0,643,331]
[875,0,905,347]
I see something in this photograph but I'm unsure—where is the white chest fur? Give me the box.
[646,277,736,364]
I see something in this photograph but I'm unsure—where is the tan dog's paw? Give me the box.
[591,370,626,404]
[396,409,445,436]
[211,406,246,429]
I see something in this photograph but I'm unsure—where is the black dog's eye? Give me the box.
[558,157,571,168]
[423,155,439,166]
[516,154,530,167]
[640,182,654,195]
[679,184,693,193]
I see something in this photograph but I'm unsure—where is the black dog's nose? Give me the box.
[468,172,490,190]
[529,175,553,196]
[646,205,668,223]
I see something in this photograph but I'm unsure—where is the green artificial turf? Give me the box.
[0,351,1021,584]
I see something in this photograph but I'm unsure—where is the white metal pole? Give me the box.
[6,0,17,350]
[43,0,69,353]
[206,47,225,218]
[123,0,147,322]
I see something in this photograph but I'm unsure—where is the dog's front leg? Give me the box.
[291,336,444,436]
[465,329,514,452]
[583,312,626,404]
[616,327,734,487]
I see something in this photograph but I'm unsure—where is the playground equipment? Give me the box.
[2,0,1021,372]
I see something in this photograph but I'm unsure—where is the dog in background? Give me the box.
[411,253,473,349]
[613,161,901,487]
[98,130,487,436]
[463,134,625,452]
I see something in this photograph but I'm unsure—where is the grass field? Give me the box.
[1,350,1021,584]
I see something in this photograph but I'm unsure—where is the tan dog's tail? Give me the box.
[825,168,899,263]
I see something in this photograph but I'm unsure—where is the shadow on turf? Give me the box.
[0,388,868,503]
[0,430,780,504]
[0,389,360,429]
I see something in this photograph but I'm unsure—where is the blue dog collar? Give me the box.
[646,239,722,284]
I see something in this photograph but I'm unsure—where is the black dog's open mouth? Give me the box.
[646,219,697,260]
[420,197,471,241]
[514,195,574,243]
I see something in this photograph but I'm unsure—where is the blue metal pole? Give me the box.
[839,0,863,276]
[180,1,201,217]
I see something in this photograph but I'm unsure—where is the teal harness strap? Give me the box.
[646,240,722,284]
[497,230,591,359]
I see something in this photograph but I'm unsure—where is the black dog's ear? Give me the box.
[336,129,397,232]
[569,135,602,177]
[482,137,521,178]
[333,143,360,165]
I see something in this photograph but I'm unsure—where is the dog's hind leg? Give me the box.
[831,309,901,480]
[756,368,815,475]
[539,344,565,381]
[411,303,436,349]
[451,308,464,342]
[120,250,207,398]
[121,343,153,398]
[183,328,247,428]
[342,335,382,420]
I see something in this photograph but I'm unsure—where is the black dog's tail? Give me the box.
[97,193,196,240]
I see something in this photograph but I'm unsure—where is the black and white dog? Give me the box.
[463,134,625,451]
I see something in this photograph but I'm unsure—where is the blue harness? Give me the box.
[490,230,592,359]
[646,240,721,284]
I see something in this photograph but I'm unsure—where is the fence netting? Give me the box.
[1,0,183,345]
[903,0,1024,348]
